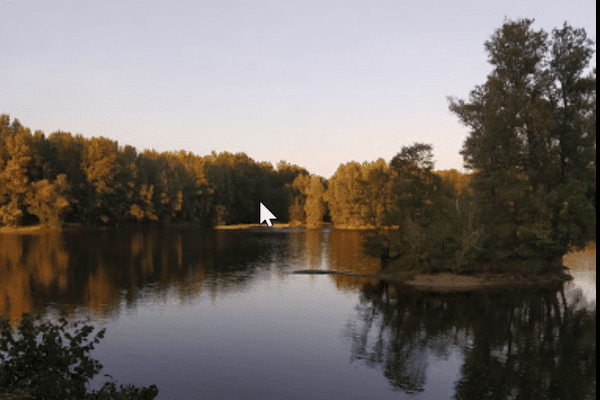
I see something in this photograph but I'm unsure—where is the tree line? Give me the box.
[0,118,466,232]
[0,117,314,229]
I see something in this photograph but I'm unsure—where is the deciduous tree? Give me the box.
[448,18,596,266]
[25,174,70,228]
[0,119,33,226]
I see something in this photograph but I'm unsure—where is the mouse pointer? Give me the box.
[259,202,277,227]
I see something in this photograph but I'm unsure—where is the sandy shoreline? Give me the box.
[0,222,372,233]
[402,272,571,291]
[293,270,573,292]
[0,225,56,234]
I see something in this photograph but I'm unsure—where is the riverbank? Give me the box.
[0,221,369,233]
[293,269,573,292]
[214,222,335,229]
[0,225,56,234]
[401,270,572,291]
[214,222,389,230]
[214,223,292,229]
[0,221,211,234]
[0,222,300,233]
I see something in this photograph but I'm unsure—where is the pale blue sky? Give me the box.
[0,0,596,179]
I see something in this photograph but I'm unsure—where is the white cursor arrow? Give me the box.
[259,202,277,227]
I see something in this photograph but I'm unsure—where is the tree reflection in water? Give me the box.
[345,281,596,399]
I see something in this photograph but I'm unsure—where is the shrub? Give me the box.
[0,310,158,400]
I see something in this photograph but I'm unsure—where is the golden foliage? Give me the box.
[83,137,119,196]
[0,198,23,227]
[25,174,70,228]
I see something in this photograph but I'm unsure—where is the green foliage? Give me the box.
[285,172,327,228]
[201,152,311,225]
[205,151,275,224]
[448,18,596,266]
[0,310,158,400]
[361,143,461,273]
[357,159,395,227]
[362,231,394,260]
[45,131,86,223]
[86,375,159,400]
[273,161,308,222]
[288,173,309,226]
[325,159,396,229]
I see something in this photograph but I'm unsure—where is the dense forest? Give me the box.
[0,116,313,229]
[0,19,595,274]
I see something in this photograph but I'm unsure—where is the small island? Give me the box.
[293,267,573,292]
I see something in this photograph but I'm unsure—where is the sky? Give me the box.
[0,0,596,179]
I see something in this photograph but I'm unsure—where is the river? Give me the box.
[0,227,596,399]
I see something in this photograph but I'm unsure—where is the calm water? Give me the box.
[0,227,596,400]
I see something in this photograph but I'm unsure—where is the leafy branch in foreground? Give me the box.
[0,310,158,400]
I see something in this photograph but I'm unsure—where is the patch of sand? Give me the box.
[0,225,55,234]
[293,269,570,292]
[403,272,569,292]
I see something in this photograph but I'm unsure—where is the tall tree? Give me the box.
[325,162,365,228]
[81,136,124,224]
[25,174,70,228]
[304,176,326,229]
[46,130,86,222]
[448,18,596,266]
[276,160,309,222]
[547,24,597,254]
[362,144,456,271]
[0,118,33,226]
[357,158,395,228]
[288,172,310,226]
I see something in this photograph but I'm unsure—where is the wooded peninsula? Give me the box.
[0,19,596,277]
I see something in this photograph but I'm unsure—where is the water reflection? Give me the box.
[286,228,325,270]
[2,229,594,326]
[0,229,596,399]
[327,229,381,290]
[0,227,290,325]
[346,281,596,399]
[0,233,70,323]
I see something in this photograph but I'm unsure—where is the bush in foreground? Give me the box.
[0,310,158,400]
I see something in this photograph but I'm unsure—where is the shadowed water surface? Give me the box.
[0,227,595,399]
